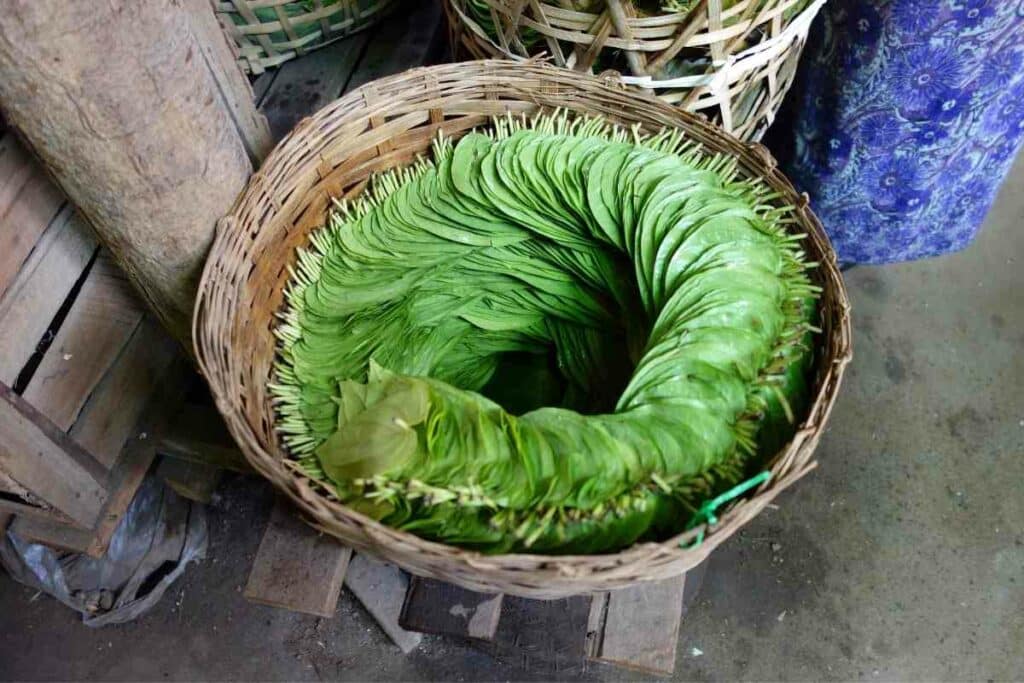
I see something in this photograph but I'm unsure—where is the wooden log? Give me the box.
[400,576,504,642]
[183,0,272,163]
[244,498,352,618]
[344,554,423,654]
[0,0,255,344]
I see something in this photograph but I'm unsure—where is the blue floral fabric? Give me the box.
[767,0,1024,264]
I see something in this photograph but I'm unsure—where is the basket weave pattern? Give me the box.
[215,0,397,73]
[194,61,851,598]
[444,0,825,141]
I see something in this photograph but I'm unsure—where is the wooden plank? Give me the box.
[0,495,74,526]
[22,251,144,431]
[7,354,191,557]
[0,134,66,300]
[184,0,273,163]
[81,354,190,557]
[258,34,370,140]
[587,575,687,675]
[9,515,91,554]
[344,1,445,93]
[69,318,179,469]
[0,465,32,499]
[156,402,251,473]
[0,383,108,526]
[156,457,222,504]
[0,205,98,385]
[344,554,423,654]
[479,594,595,676]
[244,498,352,617]
[400,576,504,641]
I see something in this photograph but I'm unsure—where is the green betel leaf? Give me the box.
[273,112,819,555]
[316,376,430,481]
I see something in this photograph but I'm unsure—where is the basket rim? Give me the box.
[194,60,852,598]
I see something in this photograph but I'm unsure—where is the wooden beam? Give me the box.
[9,514,92,554]
[244,498,352,618]
[0,0,255,344]
[7,354,191,557]
[0,383,108,527]
[0,495,73,526]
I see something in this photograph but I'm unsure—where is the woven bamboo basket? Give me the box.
[215,0,398,73]
[444,0,825,141]
[194,61,851,599]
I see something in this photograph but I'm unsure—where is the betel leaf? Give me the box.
[272,112,819,554]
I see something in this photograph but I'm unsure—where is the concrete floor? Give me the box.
[2,153,1022,681]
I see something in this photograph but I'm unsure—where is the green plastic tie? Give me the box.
[680,470,772,548]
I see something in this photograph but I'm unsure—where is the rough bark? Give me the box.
[0,0,254,345]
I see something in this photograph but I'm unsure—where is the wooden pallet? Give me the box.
[0,129,188,557]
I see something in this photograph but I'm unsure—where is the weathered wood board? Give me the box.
[400,576,504,641]
[21,253,144,431]
[0,134,66,301]
[586,575,688,675]
[244,498,352,618]
[69,318,179,469]
[0,383,108,527]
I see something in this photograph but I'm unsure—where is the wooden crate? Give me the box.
[0,130,186,557]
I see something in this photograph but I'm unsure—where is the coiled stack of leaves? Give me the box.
[272,112,819,554]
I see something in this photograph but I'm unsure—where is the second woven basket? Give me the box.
[445,0,825,141]
[215,0,398,73]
